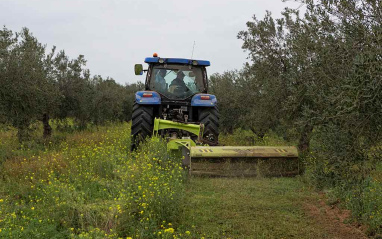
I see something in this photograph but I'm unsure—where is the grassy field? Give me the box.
[0,123,189,238]
[0,123,377,238]
[180,177,367,239]
[182,178,322,238]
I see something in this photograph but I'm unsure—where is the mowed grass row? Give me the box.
[181,178,342,239]
[0,123,193,238]
[221,129,382,237]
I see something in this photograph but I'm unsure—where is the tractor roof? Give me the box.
[144,57,210,66]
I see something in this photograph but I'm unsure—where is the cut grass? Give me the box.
[181,177,339,239]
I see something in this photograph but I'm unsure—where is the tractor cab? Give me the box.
[135,54,210,101]
[149,64,206,100]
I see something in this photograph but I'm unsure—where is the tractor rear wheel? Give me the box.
[198,106,219,144]
[131,103,154,151]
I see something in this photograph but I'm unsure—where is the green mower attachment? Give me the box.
[153,118,300,177]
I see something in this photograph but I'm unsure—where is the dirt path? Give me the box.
[304,197,367,239]
[181,177,367,239]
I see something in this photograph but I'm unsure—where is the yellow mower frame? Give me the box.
[153,118,300,177]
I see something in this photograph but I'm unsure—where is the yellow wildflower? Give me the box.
[164,228,174,233]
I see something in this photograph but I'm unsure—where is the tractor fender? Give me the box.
[135,91,161,105]
[191,94,217,107]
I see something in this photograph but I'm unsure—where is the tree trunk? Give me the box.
[298,124,314,153]
[43,113,52,138]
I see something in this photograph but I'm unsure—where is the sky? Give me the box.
[1,0,303,85]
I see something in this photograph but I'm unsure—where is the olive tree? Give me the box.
[0,27,58,141]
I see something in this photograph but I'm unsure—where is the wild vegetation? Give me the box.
[0,0,381,237]
[211,0,381,235]
[0,28,143,141]
[0,123,193,238]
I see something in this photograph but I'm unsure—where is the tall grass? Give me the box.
[0,123,193,238]
[304,133,382,236]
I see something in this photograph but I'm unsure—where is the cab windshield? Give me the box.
[149,64,205,99]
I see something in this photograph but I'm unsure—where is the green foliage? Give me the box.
[0,27,59,141]
[209,71,243,134]
[51,51,143,128]
[343,177,382,234]
[219,128,291,147]
[0,27,144,141]
[0,123,195,238]
[207,0,382,234]
[122,82,144,122]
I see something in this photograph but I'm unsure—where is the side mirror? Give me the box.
[134,64,143,75]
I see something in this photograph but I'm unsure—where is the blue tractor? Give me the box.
[131,53,219,150]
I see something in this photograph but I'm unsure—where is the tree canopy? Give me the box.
[211,0,381,189]
[0,27,143,141]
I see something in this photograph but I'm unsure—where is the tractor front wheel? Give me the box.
[131,103,154,151]
[198,106,219,144]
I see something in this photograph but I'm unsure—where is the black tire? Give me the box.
[131,103,154,151]
[198,106,219,144]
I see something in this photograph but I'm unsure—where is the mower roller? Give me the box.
[154,118,299,177]
[132,54,299,176]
